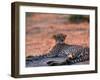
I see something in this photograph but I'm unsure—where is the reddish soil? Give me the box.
[26,13,89,56]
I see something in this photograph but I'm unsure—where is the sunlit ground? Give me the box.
[26,13,89,57]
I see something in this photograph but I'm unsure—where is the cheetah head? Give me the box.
[53,33,67,44]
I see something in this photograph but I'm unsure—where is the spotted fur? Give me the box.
[47,33,89,66]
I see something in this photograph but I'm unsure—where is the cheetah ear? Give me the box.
[52,34,57,39]
[63,34,67,38]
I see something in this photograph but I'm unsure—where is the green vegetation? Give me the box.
[68,15,89,23]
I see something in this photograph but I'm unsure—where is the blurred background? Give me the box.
[26,13,89,56]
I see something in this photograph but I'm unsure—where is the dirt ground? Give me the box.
[26,13,89,56]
